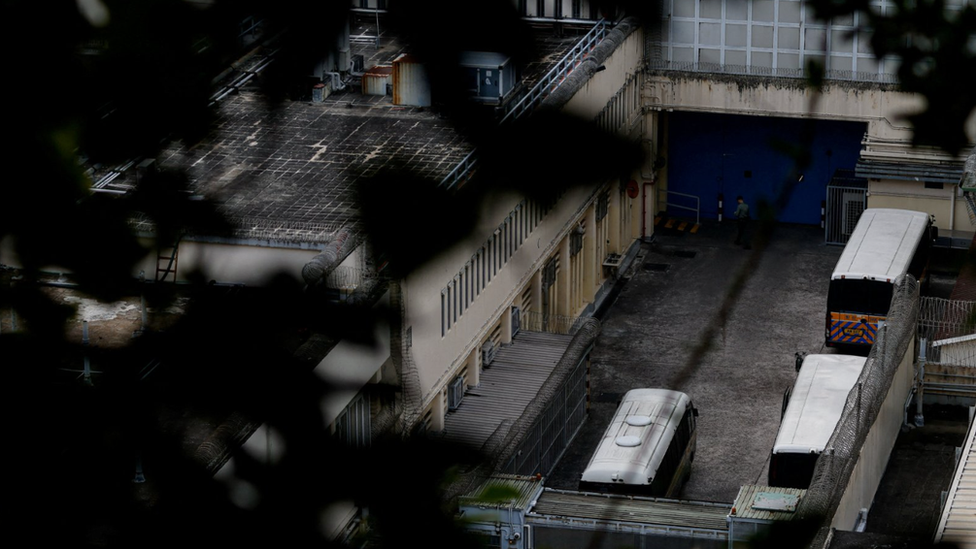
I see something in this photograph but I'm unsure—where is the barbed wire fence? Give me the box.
[918,296,976,366]
[797,276,921,548]
[443,317,600,505]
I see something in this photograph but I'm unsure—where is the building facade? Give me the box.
[642,0,975,237]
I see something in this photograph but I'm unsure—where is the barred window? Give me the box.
[570,223,585,257]
[440,197,554,335]
[596,191,610,221]
[335,392,370,448]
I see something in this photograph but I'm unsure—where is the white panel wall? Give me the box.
[831,338,915,530]
[658,0,900,81]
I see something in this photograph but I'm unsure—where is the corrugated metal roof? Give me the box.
[458,474,545,511]
[529,488,731,533]
[855,160,964,184]
[936,417,976,548]
[730,484,806,522]
[363,65,393,76]
[442,331,573,449]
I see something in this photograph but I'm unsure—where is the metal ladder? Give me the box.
[155,241,180,282]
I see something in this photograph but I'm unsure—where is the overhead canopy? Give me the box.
[855,136,971,185]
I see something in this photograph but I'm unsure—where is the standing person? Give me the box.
[734,195,750,247]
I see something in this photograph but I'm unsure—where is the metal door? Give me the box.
[825,175,867,245]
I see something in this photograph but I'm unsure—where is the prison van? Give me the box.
[580,388,697,497]
[769,354,867,489]
[826,208,934,348]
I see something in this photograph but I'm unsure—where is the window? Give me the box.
[335,393,371,448]
[439,198,551,334]
[441,289,446,336]
[596,191,610,221]
[476,250,482,294]
[453,276,459,323]
[570,225,584,257]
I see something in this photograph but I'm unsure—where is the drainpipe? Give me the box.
[950,187,956,231]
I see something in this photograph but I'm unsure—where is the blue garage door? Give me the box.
[666,112,866,225]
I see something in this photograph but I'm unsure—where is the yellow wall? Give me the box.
[407,24,648,422]
[868,181,973,233]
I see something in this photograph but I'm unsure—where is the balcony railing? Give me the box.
[520,310,586,336]
[440,19,609,190]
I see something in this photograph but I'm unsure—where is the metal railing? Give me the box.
[520,310,586,336]
[825,176,868,245]
[499,19,609,124]
[645,59,899,85]
[661,190,700,225]
[917,296,976,398]
[440,19,609,190]
[438,149,480,191]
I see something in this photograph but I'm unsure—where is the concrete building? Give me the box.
[179,13,649,540]
[640,0,975,241]
[0,11,650,539]
[4,1,973,543]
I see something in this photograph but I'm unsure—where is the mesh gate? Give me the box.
[825,170,868,245]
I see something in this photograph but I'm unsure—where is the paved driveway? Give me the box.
[545,220,843,503]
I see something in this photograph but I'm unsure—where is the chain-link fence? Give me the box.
[444,317,600,504]
[797,276,920,548]
[520,310,588,336]
[918,296,976,366]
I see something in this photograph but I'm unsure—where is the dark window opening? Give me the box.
[828,279,894,316]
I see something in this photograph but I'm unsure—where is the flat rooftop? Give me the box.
[95,19,604,246]
[156,92,472,244]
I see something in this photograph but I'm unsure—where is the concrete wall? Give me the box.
[868,181,973,234]
[404,184,602,404]
[646,75,921,133]
[562,26,644,121]
[137,239,323,286]
[831,337,915,531]
[0,234,330,288]
[647,73,975,232]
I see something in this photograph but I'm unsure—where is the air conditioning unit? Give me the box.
[448,376,464,411]
[482,341,497,367]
